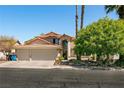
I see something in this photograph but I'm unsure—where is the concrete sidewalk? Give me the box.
[0,61,124,71]
[0,61,54,68]
[0,61,76,69]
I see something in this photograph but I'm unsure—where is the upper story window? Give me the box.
[52,38,60,44]
[46,38,59,44]
[53,38,56,44]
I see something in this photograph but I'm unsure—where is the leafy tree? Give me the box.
[74,17,124,62]
[105,5,124,64]
[0,36,17,51]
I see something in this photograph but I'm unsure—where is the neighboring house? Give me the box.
[14,32,75,61]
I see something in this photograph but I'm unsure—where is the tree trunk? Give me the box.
[80,5,85,29]
[77,53,81,60]
[120,54,124,60]
[75,5,78,38]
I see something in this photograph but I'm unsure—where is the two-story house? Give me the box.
[14,32,75,62]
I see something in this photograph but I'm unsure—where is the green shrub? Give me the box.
[74,60,81,64]
[59,56,64,61]
[74,17,124,63]
[114,60,124,67]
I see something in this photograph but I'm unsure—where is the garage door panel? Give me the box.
[16,49,29,61]
[16,49,58,61]
[31,49,57,61]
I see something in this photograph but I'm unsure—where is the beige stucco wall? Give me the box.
[67,41,76,59]
[70,41,75,57]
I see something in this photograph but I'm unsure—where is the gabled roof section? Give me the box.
[24,37,53,45]
[60,34,75,41]
[39,32,62,38]
[24,32,75,45]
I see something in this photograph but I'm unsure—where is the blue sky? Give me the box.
[0,5,118,43]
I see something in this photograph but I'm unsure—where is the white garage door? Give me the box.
[16,49,58,61]
[31,49,58,61]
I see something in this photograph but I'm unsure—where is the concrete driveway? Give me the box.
[0,61,55,68]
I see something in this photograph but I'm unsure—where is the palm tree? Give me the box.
[75,5,78,38]
[105,5,124,19]
[80,5,85,29]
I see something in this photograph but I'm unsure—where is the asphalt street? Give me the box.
[0,68,124,88]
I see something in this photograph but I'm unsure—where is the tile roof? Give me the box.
[25,37,53,45]
[24,32,75,45]
[39,32,62,38]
